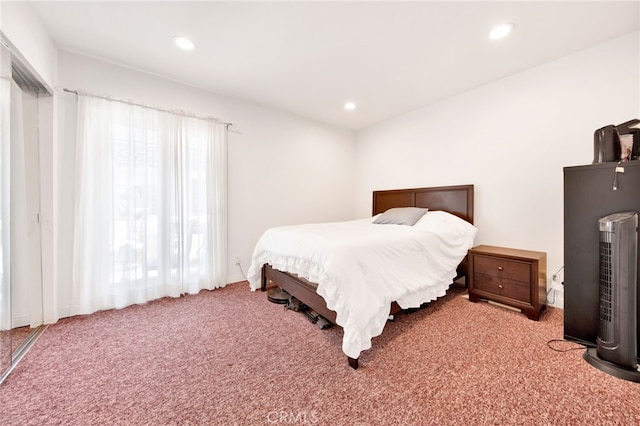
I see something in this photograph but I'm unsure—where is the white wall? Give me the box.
[0,1,57,89]
[355,31,640,308]
[54,51,356,317]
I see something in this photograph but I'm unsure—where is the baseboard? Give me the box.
[548,288,564,309]
[226,272,248,285]
[462,290,564,311]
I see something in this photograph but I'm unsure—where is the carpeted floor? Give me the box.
[0,281,639,425]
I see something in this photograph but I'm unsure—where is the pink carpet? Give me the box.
[1,281,639,425]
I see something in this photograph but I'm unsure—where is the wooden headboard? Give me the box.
[372,184,474,224]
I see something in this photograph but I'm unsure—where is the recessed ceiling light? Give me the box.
[489,23,514,40]
[174,36,195,51]
[344,102,356,110]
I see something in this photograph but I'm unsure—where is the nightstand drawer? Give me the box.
[472,273,531,303]
[473,255,531,282]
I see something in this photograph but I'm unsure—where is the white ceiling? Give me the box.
[30,1,639,130]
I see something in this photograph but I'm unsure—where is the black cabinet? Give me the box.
[563,161,640,357]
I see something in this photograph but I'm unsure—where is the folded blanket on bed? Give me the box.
[247,211,478,359]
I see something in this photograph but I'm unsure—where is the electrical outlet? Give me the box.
[234,256,241,265]
[551,266,564,288]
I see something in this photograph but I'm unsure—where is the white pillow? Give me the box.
[414,210,479,240]
[372,207,428,226]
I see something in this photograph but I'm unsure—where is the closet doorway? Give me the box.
[1,34,51,384]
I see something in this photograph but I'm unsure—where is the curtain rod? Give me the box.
[62,88,233,127]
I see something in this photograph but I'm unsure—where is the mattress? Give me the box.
[247,210,478,359]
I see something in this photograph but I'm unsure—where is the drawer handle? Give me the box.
[498,284,504,289]
[498,266,504,271]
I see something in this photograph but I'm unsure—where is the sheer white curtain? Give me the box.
[71,95,227,315]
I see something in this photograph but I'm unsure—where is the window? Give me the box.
[71,95,227,315]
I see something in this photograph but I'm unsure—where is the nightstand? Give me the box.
[468,245,547,321]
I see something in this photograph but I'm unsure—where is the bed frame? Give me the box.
[260,184,474,369]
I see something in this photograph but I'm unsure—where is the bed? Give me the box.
[247,184,476,369]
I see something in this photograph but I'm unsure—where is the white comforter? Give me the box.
[247,211,478,359]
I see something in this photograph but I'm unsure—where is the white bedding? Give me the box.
[247,211,478,359]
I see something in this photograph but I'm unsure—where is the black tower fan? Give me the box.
[584,211,640,382]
